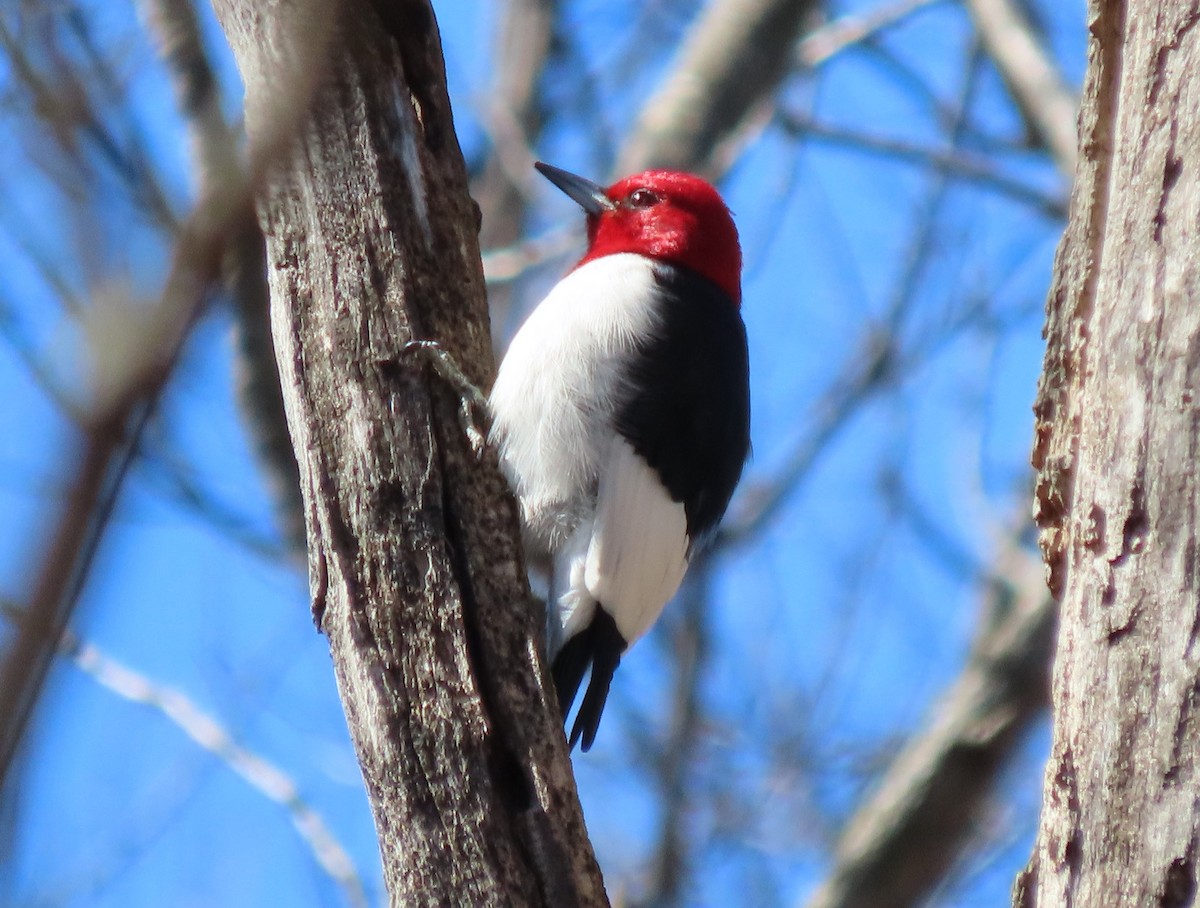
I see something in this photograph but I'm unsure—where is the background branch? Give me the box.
[964,0,1078,175]
[804,544,1052,908]
[0,0,315,792]
[472,0,558,339]
[143,0,303,549]
[617,0,822,175]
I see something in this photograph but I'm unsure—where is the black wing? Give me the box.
[614,262,751,544]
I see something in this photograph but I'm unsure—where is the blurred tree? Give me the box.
[0,0,1094,905]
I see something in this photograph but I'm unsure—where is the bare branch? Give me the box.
[0,402,142,793]
[483,228,577,285]
[804,544,1053,908]
[776,111,1068,219]
[474,0,558,336]
[617,0,822,176]
[717,328,899,547]
[965,0,1078,176]
[140,0,238,195]
[61,624,368,908]
[797,0,945,68]
[143,0,304,548]
[0,13,180,231]
[0,0,324,793]
[474,0,557,241]
[640,572,712,907]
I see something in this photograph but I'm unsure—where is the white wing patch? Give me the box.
[584,437,689,645]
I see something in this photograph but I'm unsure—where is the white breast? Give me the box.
[488,253,662,552]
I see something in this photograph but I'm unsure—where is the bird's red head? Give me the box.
[536,162,742,305]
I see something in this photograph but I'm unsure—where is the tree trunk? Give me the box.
[210,2,607,904]
[1024,1,1200,904]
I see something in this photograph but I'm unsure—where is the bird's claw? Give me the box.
[399,340,490,459]
[459,396,489,458]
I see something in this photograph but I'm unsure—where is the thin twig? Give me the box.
[776,111,1068,219]
[797,0,946,68]
[716,330,899,548]
[0,598,369,908]
[0,390,155,794]
[0,15,180,231]
[64,632,369,908]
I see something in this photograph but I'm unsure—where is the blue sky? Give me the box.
[0,1,1085,905]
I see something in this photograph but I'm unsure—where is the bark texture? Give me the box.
[1025,1,1200,904]
[211,2,607,905]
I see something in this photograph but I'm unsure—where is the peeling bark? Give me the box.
[211,2,607,904]
[1024,1,1200,904]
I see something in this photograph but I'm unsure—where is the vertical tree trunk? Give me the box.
[1024,1,1200,905]
[211,2,607,904]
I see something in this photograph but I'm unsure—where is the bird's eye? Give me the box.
[628,188,660,209]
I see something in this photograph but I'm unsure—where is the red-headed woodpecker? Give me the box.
[489,162,750,751]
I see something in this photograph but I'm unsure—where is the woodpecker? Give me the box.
[489,162,750,751]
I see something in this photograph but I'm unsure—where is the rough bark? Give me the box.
[211,2,607,905]
[1024,1,1200,904]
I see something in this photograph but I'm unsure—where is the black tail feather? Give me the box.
[551,631,592,721]
[569,651,617,752]
[551,607,627,752]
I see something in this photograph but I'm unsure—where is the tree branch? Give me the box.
[617,0,822,175]
[805,544,1053,908]
[69,628,367,906]
[797,0,945,68]
[0,196,265,796]
[965,0,1078,176]
[143,0,304,550]
[473,0,557,338]
[776,111,1068,219]
[0,0,316,804]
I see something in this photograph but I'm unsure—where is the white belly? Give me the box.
[488,253,662,551]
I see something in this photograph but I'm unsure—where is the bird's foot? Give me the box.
[400,340,490,458]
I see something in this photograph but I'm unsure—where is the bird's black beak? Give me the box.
[535,161,615,215]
